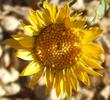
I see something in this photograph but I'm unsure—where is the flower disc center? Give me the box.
[34,24,81,69]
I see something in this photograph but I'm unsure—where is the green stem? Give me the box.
[66,96,72,100]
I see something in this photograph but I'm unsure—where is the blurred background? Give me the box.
[0,0,110,100]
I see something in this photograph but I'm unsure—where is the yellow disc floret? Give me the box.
[34,24,81,69]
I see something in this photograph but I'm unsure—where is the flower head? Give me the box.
[5,2,104,96]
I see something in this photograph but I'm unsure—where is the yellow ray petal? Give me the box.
[82,27,102,42]
[42,9,52,25]
[64,17,72,29]
[62,73,68,95]
[82,55,104,69]
[16,49,33,60]
[83,51,103,62]
[12,34,34,48]
[79,62,102,76]
[59,71,65,95]
[45,68,54,96]
[65,69,72,96]
[24,25,39,36]
[77,71,90,86]
[4,38,25,49]
[56,4,70,23]
[36,10,44,21]
[28,10,45,29]
[43,1,56,22]
[54,73,60,97]
[28,11,38,28]
[35,10,46,26]
[20,61,42,76]
[82,72,90,86]
[28,70,43,88]
[70,67,78,91]
[72,13,83,21]
[83,43,104,54]
[72,18,87,28]
[82,44,104,62]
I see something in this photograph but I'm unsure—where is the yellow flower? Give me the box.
[5,2,104,96]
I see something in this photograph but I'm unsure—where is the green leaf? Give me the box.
[92,0,109,24]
